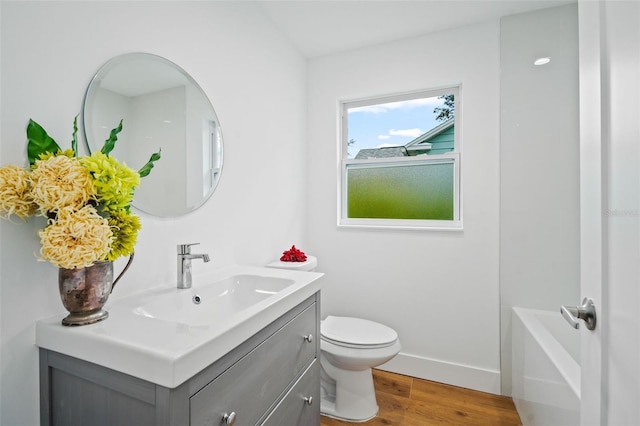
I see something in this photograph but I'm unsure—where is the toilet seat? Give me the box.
[321,316,398,349]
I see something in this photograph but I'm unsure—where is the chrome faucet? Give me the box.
[177,243,210,289]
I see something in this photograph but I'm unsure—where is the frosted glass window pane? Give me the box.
[347,162,454,220]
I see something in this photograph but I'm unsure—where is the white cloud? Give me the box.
[377,134,390,140]
[389,128,423,138]
[377,143,401,148]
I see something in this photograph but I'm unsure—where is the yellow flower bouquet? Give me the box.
[0,117,160,269]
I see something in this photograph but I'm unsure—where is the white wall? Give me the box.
[499,4,580,395]
[307,21,502,393]
[0,2,307,424]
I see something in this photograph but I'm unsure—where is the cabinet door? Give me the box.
[190,304,317,426]
[260,360,320,426]
[43,351,157,426]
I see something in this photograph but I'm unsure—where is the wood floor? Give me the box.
[320,369,522,426]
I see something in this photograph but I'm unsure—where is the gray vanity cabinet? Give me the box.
[40,293,320,426]
[261,361,319,426]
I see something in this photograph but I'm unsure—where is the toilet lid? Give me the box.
[321,316,398,347]
[266,256,317,271]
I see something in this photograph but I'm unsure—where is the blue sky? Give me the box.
[347,96,447,158]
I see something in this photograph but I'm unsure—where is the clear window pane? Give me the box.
[347,92,455,159]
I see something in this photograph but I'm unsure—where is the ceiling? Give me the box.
[256,0,575,58]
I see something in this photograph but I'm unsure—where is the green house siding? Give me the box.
[424,125,455,155]
[407,124,455,156]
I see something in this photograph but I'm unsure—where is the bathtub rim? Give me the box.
[512,306,581,399]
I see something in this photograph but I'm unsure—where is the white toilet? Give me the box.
[267,255,401,423]
[320,315,401,422]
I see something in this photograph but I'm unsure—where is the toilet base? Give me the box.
[320,360,379,422]
[320,399,377,423]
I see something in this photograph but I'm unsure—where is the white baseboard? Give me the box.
[375,352,501,395]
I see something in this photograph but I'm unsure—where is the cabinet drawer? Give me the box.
[260,359,320,426]
[190,303,317,426]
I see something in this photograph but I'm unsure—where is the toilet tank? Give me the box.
[266,255,317,272]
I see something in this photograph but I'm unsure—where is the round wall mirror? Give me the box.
[83,53,223,217]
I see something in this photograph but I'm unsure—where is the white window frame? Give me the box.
[338,86,462,230]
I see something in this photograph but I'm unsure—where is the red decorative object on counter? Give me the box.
[280,245,308,262]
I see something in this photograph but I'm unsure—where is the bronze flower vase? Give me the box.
[58,253,134,326]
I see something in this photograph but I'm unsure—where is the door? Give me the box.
[578,1,640,425]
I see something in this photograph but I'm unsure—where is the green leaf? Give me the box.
[71,115,78,157]
[101,119,123,156]
[27,119,61,165]
[138,149,161,178]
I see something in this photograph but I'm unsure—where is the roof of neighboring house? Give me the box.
[354,146,408,159]
[405,117,454,153]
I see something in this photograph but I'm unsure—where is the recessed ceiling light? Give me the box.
[534,57,551,66]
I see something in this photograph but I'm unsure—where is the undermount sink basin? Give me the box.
[133,274,295,326]
[35,264,323,388]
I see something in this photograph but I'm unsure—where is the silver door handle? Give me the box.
[561,298,596,330]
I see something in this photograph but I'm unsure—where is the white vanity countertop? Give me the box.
[36,264,323,388]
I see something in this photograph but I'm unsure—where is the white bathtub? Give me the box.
[512,307,580,425]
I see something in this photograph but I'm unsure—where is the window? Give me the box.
[339,86,461,229]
